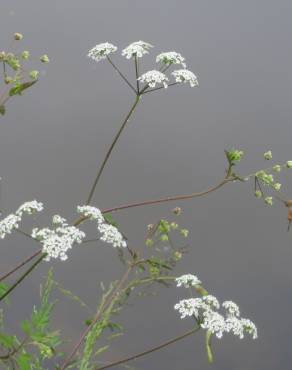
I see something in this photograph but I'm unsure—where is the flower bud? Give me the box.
[172,207,182,215]
[264,151,272,160]
[21,50,30,60]
[14,33,23,40]
[29,70,39,80]
[264,196,273,206]
[286,161,292,168]
[40,54,50,63]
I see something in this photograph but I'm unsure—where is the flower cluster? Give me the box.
[138,70,168,89]
[176,274,201,288]
[122,41,153,59]
[77,205,127,248]
[32,216,85,261]
[0,200,43,239]
[88,43,117,62]
[174,274,257,340]
[172,69,199,87]
[156,52,186,68]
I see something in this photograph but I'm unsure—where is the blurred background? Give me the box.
[1,1,292,369]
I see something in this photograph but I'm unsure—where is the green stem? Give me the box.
[85,95,141,205]
[107,56,136,94]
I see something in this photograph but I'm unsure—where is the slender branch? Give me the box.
[107,56,137,94]
[134,55,140,94]
[0,254,45,302]
[60,265,133,370]
[142,82,179,95]
[85,96,141,205]
[95,326,200,370]
[0,249,42,283]
[102,177,231,214]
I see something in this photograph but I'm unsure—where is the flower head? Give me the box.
[138,70,168,89]
[32,216,85,261]
[88,42,117,62]
[172,69,198,87]
[122,41,153,59]
[176,274,201,288]
[0,200,43,239]
[156,52,186,68]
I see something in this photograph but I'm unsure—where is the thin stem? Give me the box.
[0,254,45,302]
[0,249,42,283]
[134,55,140,94]
[85,96,141,205]
[60,265,133,370]
[107,56,136,94]
[102,177,231,214]
[95,326,200,370]
[142,82,179,95]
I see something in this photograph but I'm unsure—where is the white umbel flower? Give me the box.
[156,51,186,68]
[77,205,104,224]
[176,274,201,288]
[0,200,43,239]
[172,69,199,87]
[98,223,127,248]
[138,70,168,88]
[122,41,153,59]
[77,205,127,248]
[88,42,117,62]
[222,301,240,317]
[32,216,85,261]
[174,276,258,341]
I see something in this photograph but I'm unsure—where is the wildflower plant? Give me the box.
[0,37,292,370]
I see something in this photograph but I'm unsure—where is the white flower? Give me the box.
[88,42,117,62]
[176,274,201,288]
[32,215,85,262]
[77,205,127,248]
[174,289,257,341]
[174,298,205,319]
[77,205,104,224]
[203,295,220,310]
[201,311,226,339]
[172,69,198,87]
[222,301,240,317]
[241,318,258,339]
[138,70,168,88]
[16,201,43,216]
[0,200,43,239]
[156,52,186,68]
[98,223,127,248]
[122,41,153,59]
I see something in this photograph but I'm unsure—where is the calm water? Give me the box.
[1,1,292,369]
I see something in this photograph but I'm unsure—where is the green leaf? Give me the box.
[0,105,5,116]
[16,352,32,370]
[9,80,37,96]
[103,213,119,228]
[0,333,16,348]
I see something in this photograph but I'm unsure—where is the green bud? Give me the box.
[21,50,30,60]
[180,229,189,238]
[286,161,292,168]
[273,183,281,191]
[255,190,262,198]
[226,149,244,163]
[14,32,23,40]
[160,234,169,242]
[0,51,6,60]
[29,70,39,80]
[172,207,182,215]
[170,222,178,230]
[4,76,13,84]
[272,165,281,172]
[145,238,154,247]
[40,54,50,63]
[264,151,272,160]
[173,251,182,261]
[264,196,273,206]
